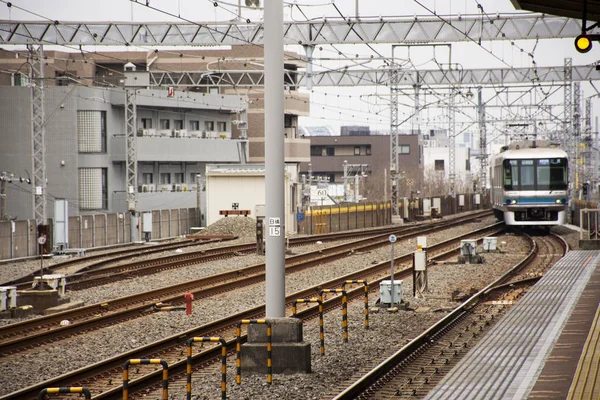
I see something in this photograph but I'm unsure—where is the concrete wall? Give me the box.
[205,164,298,235]
[0,207,200,260]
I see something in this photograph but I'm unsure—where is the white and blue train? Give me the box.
[490,141,569,226]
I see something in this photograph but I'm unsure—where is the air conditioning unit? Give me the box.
[423,140,430,147]
[158,129,171,137]
[141,184,149,192]
[190,130,201,138]
[174,184,183,192]
[174,130,181,137]
[147,129,156,136]
[147,184,156,192]
[178,129,187,137]
[159,184,172,192]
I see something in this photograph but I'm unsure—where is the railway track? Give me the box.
[0,236,234,288]
[0,212,491,356]
[4,217,484,291]
[2,218,504,399]
[330,232,568,399]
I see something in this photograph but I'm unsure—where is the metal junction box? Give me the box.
[380,280,403,305]
[483,237,497,252]
[460,239,478,256]
[0,286,17,311]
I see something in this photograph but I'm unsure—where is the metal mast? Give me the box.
[583,98,592,185]
[389,67,400,218]
[448,91,456,196]
[28,45,47,226]
[478,87,487,192]
[563,58,573,189]
[573,81,581,191]
[123,61,140,242]
[125,88,138,215]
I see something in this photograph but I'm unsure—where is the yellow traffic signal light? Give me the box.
[575,35,592,53]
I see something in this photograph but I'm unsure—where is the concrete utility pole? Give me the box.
[264,0,285,318]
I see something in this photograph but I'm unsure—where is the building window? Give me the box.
[434,160,445,171]
[326,147,334,156]
[174,119,184,130]
[141,118,153,129]
[79,168,107,210]
[142,173,153,184]
[217,121,227,132]
[284,114,293,128]
[55,71,77,86]
[190,120,200,131]
[78,110,107,153]
[311,146,322,156]
[354,146,361,155]
[466,159,471,171]
[160,173,171,184]
[205,121,215,131]
[366,146,371,155]
[160,119,170,129]
[174,173,184,184]
[400,145,410,154]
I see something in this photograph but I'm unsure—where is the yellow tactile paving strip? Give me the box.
[567,303,600,400]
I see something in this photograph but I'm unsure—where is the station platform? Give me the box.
[425,249,600,400]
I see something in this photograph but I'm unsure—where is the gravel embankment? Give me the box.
[0,218,579,398]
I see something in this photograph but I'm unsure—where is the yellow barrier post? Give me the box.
[341,280,370,329]
[319,289,348,342]
[187,337,227,400]
[123,359,168,400]
[236,319,272,385]
[38,387,91,400]
[292,298,325,355]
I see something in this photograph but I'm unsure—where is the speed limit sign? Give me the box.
[38,236,46,245]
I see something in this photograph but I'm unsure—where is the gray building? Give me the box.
[299,134,421,201]
[0,85,246,220]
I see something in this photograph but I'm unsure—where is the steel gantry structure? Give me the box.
[0,13,586,46]
[2,11,597,225]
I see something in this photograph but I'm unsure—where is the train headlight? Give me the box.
[555,199,562,204]
[511,199,517,205]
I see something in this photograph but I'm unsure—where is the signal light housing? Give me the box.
[575,35,592,53]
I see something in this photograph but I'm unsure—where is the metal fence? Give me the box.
[298,193,489,235]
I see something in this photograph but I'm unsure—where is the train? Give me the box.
[489,140,569,226]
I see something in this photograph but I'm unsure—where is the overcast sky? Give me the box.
[1,0,599,135]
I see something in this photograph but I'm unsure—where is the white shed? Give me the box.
[205,164,300,234]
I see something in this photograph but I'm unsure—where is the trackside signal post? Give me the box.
[239,0,311,376]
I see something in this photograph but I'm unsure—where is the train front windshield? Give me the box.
[503,158,568,191]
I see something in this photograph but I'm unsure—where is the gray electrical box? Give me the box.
[380,280,403,305]
[460,239,478,256]
[255,204,266,218]
[142,212,153,233]
[483,237,497,252]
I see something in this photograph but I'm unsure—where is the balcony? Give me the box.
[110,135,244,163]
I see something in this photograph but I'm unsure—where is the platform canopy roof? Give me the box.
[511,0,600,22]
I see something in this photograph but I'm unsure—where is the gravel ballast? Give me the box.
[0,219,579,398]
